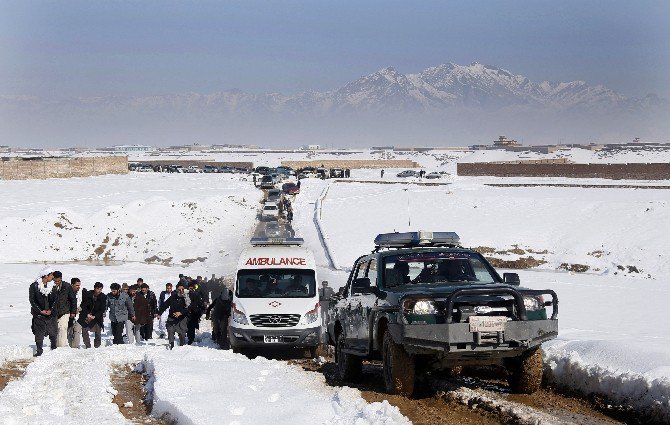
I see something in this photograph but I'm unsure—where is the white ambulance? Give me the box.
[229,237,321,355]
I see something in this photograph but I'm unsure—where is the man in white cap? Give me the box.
[28,267,57,356]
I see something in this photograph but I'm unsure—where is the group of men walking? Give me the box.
[29,267,233,355]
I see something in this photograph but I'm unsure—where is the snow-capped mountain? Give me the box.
[0,61,655,114]
[1,62,667,147]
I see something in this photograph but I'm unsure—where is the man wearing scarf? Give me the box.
[28,267,57,356]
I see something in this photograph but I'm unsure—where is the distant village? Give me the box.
[1,135,668,158]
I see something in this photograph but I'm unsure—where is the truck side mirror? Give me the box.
[351,277,373,295]
[503,273,520,285]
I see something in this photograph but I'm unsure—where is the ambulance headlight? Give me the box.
[299,303,320,325]
[232,304,249,325]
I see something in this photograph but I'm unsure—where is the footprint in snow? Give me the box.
[229,406,245,416]
[268,393,280,403]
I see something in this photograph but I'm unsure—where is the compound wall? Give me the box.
[139,160,253,169]
[1,156,128,180]
[281,159,420,169]
[457,162,670,180]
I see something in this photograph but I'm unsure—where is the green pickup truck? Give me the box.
[325,231,558,396]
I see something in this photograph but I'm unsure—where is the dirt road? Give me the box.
[291,358,648,425]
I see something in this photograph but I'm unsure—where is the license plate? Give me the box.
[469,316,507,333]
[264,335,281,343]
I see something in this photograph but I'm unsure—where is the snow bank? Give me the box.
[545,344,670,422]
[0,345,33,365]
[141,346,410,425]
[0,346,144,424]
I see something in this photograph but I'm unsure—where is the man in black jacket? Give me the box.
[206,289,232,349]
[52,271,77,348]
[78,282,107,348]
[187,280,206,345]
[139,281,157,340]
[157,283,173,338]
[157,282,190,349]
[29,267,57,356]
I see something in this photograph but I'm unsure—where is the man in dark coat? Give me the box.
[157,283,173,338]
[106,283,135,344]
[206,289,232,349]
[157,282,190,349]
[187,280,206,345]
[52,271,77,348]
[130,284,150,345]
[139,281,157,340]
[78,282,106,348]
[29,267,57,356]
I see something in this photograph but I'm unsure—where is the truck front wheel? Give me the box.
[506,348,543,394]
[382,330,415,397]
[335,334,362,382]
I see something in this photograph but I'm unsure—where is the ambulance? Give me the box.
[229,237,321,355]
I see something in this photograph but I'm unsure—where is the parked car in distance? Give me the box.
[260,175,275,189]
[267,189,282,203]
[424,172,442,179]
[260,202,279,221]
[396,170,418,178]
[282,182,300,195]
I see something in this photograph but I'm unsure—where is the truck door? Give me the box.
[345,260,368,350]
[356,259,379,352]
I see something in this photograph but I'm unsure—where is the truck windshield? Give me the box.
[236,269,316,298]
[383,252,498,288]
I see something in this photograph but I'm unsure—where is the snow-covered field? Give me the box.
[0,173,410,424]
[1,147,669,423]
[292,176,670,421]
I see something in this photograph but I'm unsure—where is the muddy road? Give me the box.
[290,357,649,425]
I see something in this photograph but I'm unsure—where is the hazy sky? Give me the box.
[1,0,669,99]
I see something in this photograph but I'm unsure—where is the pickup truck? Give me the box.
[326,231,558,396]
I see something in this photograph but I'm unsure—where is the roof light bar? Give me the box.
[250,237,304,246]
[374,231,460,248]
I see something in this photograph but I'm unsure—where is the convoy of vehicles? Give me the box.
[325,231,558,396]
[230,237,322,356]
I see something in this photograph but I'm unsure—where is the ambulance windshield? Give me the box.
[236,269,316,298]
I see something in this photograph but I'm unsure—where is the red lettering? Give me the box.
[244,257,308,267]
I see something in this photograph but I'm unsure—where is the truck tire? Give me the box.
[335,334,362,382]
[507,348,543,394]
[382,330,415,397]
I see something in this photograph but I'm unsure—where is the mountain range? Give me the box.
[1,62,668,147]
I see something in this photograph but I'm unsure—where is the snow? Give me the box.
[0,173,260,270]
[0,346,141,424]
[0,172,409,424]
[296,177,670,421]
[2,149,670,422]
[314,179,670,279]
[141,346,409,425]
